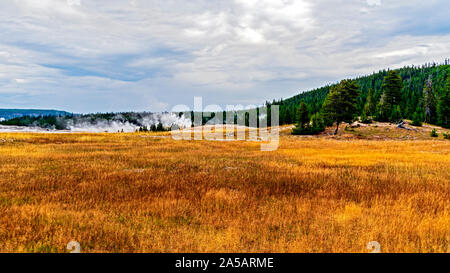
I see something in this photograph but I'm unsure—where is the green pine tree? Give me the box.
[360,108,372,124]
[375,93,391,122]
[361,88,375,123]
[381,70,403,106]
[156,122,164,131]
[296,101,309,128]
[375,70,403,123]
[437,77,450,128]
[310,113,325,134]
[322,80,360,135]
[365,88,377,116]
[423,77,437,124]
[389,105,402,124]
[411,110,423,127]
[292,100,311,135]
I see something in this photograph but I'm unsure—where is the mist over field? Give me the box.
[67,112,192,132]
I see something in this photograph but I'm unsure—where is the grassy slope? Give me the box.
[281,121,450,141]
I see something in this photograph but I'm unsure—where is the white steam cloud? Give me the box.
[67,112,192,133]
[0,112,192,133]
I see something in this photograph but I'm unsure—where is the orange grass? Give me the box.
[0,132,448,253]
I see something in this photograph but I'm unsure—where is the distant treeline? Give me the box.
[0,109,70,121]
[0,114,72,129]
[2,61,449,132]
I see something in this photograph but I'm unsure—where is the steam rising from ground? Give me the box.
[68,113,192,133]
[67,120,138,133]
[0,112,192,133]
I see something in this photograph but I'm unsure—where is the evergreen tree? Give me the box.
[310,113,325,134]
[156,122,164,131]
[292,100,311,135]
[437,77,450,128]
[375,70,403,122]
[360,108,372,124]
[361,88,375,123]
[374,92,391,122]
[322,80,360,135]
[411,109,423,126]
[365,88,377,116]
[389,105,402,124]
[382,70,403,106]
[423,77,437,124]
[296,100,309,128]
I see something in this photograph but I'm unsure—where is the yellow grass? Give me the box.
[0,131,448,253]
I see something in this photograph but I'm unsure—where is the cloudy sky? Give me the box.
[0,0,449,113]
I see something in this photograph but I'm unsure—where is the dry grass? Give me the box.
[0,130,448,253]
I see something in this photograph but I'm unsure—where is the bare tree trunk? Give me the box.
[334,122,340,135]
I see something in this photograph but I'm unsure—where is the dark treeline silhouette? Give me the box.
[0,114,73,130]
[137,122,169,132]
[0,109,70,121]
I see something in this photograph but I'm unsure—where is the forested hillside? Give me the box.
[271,62,450,128]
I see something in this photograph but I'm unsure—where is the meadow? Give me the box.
[0,126,448,253]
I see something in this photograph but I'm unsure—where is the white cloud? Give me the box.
[366,0,381,6]
[67,0,81,6]
[14,79,28,84]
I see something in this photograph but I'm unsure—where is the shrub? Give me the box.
[443,132,450,140]
[292,127,311,135]
[430,129,438,138]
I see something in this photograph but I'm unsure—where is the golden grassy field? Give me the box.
[0,125,449,253]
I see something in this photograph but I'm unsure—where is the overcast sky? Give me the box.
[0,0,449,113]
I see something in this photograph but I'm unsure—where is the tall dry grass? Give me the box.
[0,132,448,253]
